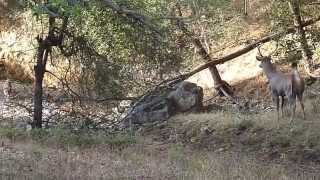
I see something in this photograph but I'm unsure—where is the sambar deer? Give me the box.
[256,47,305,124]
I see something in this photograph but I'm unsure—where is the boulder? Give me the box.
[121,81,203,128]
[167,81,203,112]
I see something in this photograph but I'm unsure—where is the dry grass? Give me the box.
[0,138,320,180]
[0,54,33,83]
[169,94,320,163]
[1,95,320,180]
[0,79,320,179]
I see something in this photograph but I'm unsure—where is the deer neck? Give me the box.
[262,65,277,80]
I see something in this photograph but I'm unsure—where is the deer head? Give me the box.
[256,44,277,68]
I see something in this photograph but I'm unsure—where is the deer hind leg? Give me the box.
[281,96,285,117]
[289,95,296,123]
[297,94,306,119]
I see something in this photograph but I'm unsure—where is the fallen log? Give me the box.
[120,15,320,126]
[176,3,234,97]
[162,15,320,85]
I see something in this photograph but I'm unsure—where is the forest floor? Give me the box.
[1,77,320,179]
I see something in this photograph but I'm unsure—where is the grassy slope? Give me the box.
[1,1,320,179]
[0,81,320,179]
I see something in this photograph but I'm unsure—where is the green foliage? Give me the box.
[23,0,84,17]
[0,128,25,141]
[22,0,188,97]
[20,0,246,98]
[269,0,320,64]
[270,0,292,31]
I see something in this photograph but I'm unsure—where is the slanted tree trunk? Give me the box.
[288,0,318,78]
[191,37,233,96]
[152,15,320,91]
[175,4,233,97]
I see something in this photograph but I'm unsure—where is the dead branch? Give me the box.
[45,70,82,100]
[122,15,320,118]
[160,15,320,85]
[175,3,234,97]
[307,2,320,5]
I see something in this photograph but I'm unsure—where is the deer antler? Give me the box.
[257,45,264,57]
[256,42,279,59]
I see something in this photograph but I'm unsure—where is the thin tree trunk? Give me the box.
[244,0,248,16]
[32,17,56,128]
[126,15,320,118]
[288,0,315,74]
[153,15,320,88]
[33,42,46,128]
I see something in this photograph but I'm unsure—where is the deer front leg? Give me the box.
[272,95,280,127]
[297,94,306,119]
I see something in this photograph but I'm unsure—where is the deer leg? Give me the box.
[273,95,280,125]
[281,96,285,117]
[289,96,296,123]
[298,94,306,119]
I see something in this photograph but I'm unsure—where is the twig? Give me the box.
[307,2,320,5]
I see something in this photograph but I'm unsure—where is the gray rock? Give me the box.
[167,81,203,112]
[15,120,32,131]
[120,81,203,129]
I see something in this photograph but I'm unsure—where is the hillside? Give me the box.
[1,0,320,179]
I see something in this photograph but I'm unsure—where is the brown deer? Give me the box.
[256,47,305,123]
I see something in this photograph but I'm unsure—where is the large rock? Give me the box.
[121,81,203,128]
[167,81,203,112]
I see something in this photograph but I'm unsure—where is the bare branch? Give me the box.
[149,15,320,89]
[307,2,320,5]
[45,70,82,101]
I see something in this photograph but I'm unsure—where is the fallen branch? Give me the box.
[159,15,320,85]
[120,15,320,124]
[175,3,233,97]
[307,2,320,5]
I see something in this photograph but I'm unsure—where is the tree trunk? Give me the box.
[153,15,320,88]
[33,48,45,128]
[33,38,50,128]
[195,39,233,96]
[244,0,248,16]
[192,37,233,95]
[32,17,56,128]
[288,0,315,75]
[175,4,233,97]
